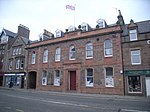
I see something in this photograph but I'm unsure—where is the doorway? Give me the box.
[146,77,150,96]
[70,71,76,90]
[28,71,37,89]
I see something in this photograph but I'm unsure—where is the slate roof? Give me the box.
[3,29,16,37]
[122,20,150,36]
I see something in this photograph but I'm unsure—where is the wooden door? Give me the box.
[70,71,76,90]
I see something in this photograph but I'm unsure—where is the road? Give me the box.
[0,88,150,112]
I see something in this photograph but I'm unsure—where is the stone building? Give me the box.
[26,19,124,95]
[0,29,16,86]
[121,19,150,96]
[3,24,30,88]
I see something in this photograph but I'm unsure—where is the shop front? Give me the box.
[124,70,150,96]
[4,73,25,88]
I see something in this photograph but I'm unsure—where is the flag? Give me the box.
[66,5,75,10]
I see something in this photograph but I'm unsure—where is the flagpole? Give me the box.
[74,4,76,27]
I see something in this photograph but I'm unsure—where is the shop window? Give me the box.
[104,39,113,57]
[129,29,137,41]
[86,42,93,59]
[128,76,141,93]
[43,49,48,63]
[86,68,93,87]
[131,50,141,65]
[105,67,114,87]
[55,48,61,61]
[54,70,60,86]
[42,71,47,85]
[69,45,75,60]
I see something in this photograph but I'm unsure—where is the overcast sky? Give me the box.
[0,0,150,40]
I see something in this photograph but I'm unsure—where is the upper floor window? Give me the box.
[1,35,8,43]
[42,70,47,85]
[129,29,137,41]
[13,48,16,55]
[105,67,114,87]
[43,49,48,63]
[131,50,141,65]
[81,22,89,32]
[104,39,113,57]
[18,48,22,54]
[20,59,24,69]
[68,26,76,32]
[16,59,20,69]
[8,60,13,70]
[86,42,93,59]
[55,48,61,61]
[96,19,106,28]
[86,68,93,87]
[69,45,75,60]
[31,51,36,64]
[54,70,60,86]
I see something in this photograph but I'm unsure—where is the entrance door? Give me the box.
[146,77,150,96]
[28,72,37,89]
[70,71,76,90]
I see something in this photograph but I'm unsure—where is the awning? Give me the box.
[4,73,25,76]
[124,70,150,76]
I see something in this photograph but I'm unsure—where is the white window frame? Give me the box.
[42,71,47,85]
[86,68,93,87]
[16,59,20,69]
[86,42,93,59]
[129,29,137,41]
[16,48,19,55]
[54,70,60,86]
[18,48,22,54]
[43,49,48,63]
[31,51,36,64]
[128,76,142,93]
[8,60,13,70]
[104,39,113,57]
[55,48,61,61]
[105,67,114,87]
[131,50,141,65]
[69,45,75,60]
[20,59,24,69]
[13,48,16,55]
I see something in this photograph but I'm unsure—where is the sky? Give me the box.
[0,0,150,41]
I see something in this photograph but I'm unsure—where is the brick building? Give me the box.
[26,19,124,95]
[121,19,150,96]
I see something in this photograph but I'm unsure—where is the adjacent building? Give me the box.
[121,19,150,96]
[0,29,16,86]
[26,18,124,95]
[2,24,30,88]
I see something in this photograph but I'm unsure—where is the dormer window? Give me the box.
[68,26,76,32]
[96,19,106,28]
[55,29,63,38]
[129,29,137,41]
[81,22,89,31]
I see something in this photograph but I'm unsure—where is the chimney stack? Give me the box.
[17,24,30,39]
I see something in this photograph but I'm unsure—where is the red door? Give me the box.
[70,71,76,90]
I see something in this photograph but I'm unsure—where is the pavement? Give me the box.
[0,86,150,102]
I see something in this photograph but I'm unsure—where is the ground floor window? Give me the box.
[54,70,60,86]
[86,68,93,87]
[105,67,114,87]
[42,71,47,85]
[128,76,142,93]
